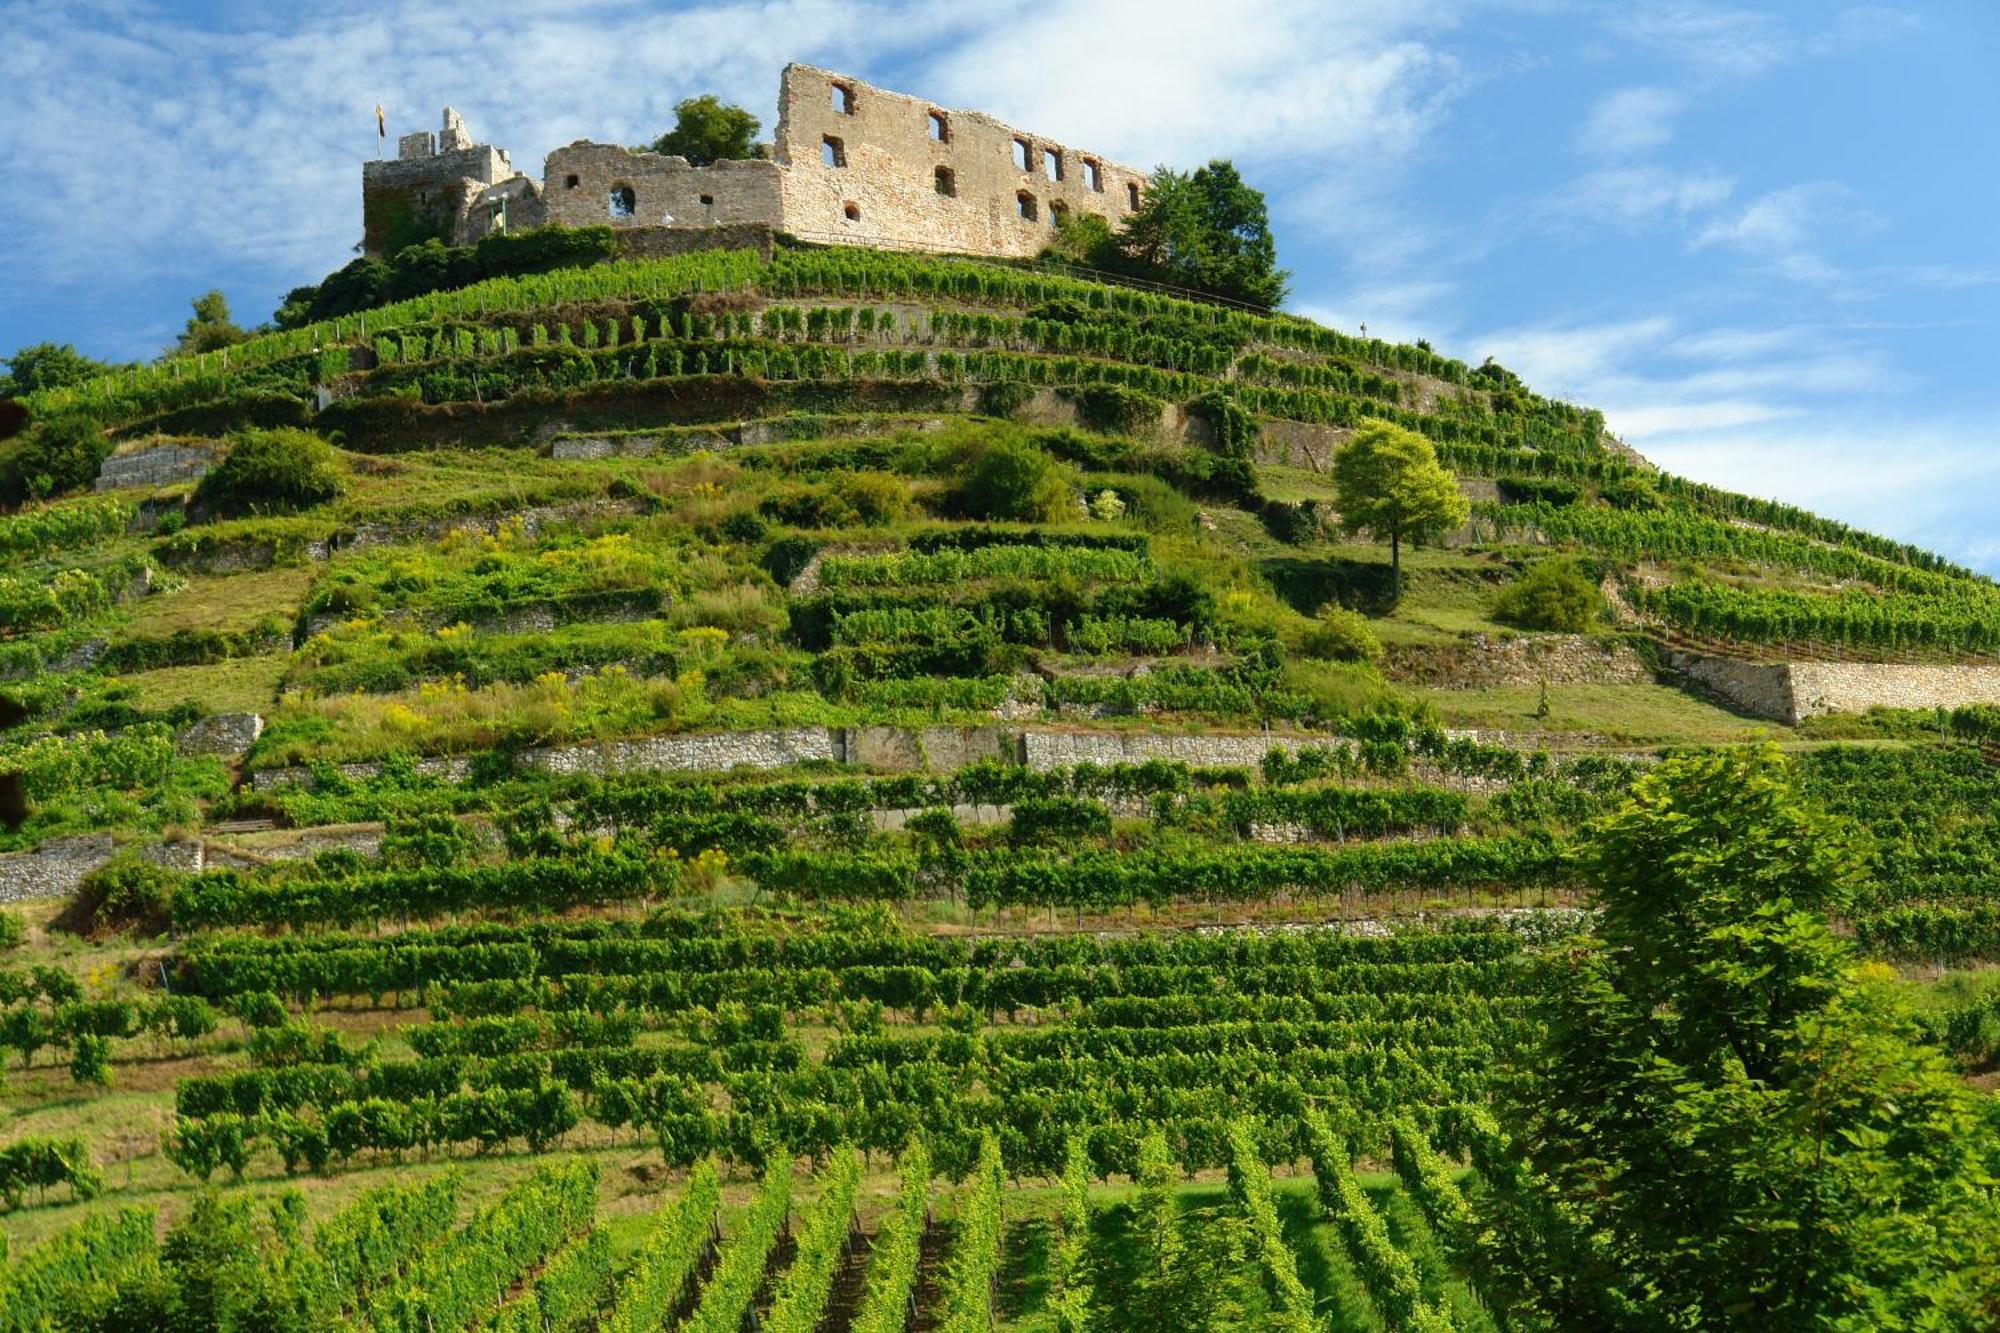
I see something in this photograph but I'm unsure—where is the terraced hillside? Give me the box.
[4,243,1999,1327]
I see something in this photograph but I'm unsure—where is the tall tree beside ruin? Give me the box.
[1107,160,1289,308]
[650,95,761,167]
[1329,419,1468,601]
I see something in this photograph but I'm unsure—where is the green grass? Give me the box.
[117,654,288,715]
[1420,680,1791,745]
[121,566,314,638]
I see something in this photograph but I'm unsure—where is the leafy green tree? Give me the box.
[650,95,761,166]
[1329,419,1469,601]
[2,411,109,500]
[1484,744,2000,1328]
[1100,161,1289,308]
[1,342,112,397]
[173,290,248,357]
[1492,557,1601,632]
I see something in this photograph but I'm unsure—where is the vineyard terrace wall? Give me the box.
[367,65,1148,261]
[1676,653,2000,724]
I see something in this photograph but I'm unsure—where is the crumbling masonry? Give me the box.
[362,65,1149,261]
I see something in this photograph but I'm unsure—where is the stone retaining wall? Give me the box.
[96,442,220,492]
[1673,652,2000,724]
[0,835,203,904]
[1385,634,1654,688]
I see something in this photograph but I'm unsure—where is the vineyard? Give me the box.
[2,238,1999,1327]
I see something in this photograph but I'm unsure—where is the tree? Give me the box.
[1098,161,1289,308]
[1,342,112,398]
[194,428,345,516]
[1482,744,2000,1328]
[1,411,109,500]
[173,290,248,357]
[1329,419,1468,601]
[650,95,761,166]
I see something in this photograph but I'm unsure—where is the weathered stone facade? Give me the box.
[1674,652,2000,724]
[369,66,1147,263]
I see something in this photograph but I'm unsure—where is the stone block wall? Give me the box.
[1674,652,2000,724]
[361,109,514,257]
[96,442,220,492]
[1385,634,1654,689]
[535,147,783,234]
[771,64,1146,258]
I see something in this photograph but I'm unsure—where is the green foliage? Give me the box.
[173,290,248,357]
[1331,419,1469,600]
[1,343,114,398]
[1101,161,1290,308]
[1072,383,1163,435]
[194,428,345,516]
[2,411,108,501]
[0,1135,100,1209]
[1491,557,1601,633]
[1298,603,1382,663]
[649,94,761,166]
[81,856,180,930]
[1484,745,2000,1326]
[953,435,1076,523]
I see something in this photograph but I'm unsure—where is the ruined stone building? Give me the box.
[362,65,1149,261]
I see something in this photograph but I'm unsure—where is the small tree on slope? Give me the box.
[1481,744,2000,1329]
[1329,419,1468,604]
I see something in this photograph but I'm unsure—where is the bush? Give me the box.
[0,910,21,949]
[975,381,1035,419]
[195,429,344,516]
[955,437,1074,523]
[1298,604,1382,663]
[1492,558,1602,633]
[3,413,108,501]
[1071,385,1163,436]
[1090,472,1198,535]
[1187,390,1259,459]
[82,856,180,930]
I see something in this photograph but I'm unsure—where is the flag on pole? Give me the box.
[375,104,385,138]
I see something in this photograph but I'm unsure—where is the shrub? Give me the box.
[1187,390,1259,459]
[1298,604,1382,663]
[80,855,180,931]
[0,910,21,949]
[1072,384,1163,436]
[956,437,1075,523]
[832,471,912,525]
[195,429,344,516]
[1091,472,1198,535]
[3,412,108,501]
[975,381,1035,419]
[1493,558,1602,633]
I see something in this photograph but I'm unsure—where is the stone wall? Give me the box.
[534,146,784,234]
[1672,652,2000,724]
[0,835,202,904]
[1385,635,1654,688]
[1020,729,1335,772]
[361,109,514,256]
[517,727,838,776]
[96,442,219,492]
[771,64,1146,258]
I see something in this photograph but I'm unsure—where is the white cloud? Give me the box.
[1575,86,1686,156]
[1609,3,1793,80]
[1294,278,1458,347]
[1549,165,1734,231]
[1692,181,1879,286]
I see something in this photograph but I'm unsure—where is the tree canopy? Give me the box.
[1329,419,1468,600]
[0,343,114,399]
[1052,160,1289,309]
[172,290,248,357]
[1482,744,2000,1328]
[650,95,761,167]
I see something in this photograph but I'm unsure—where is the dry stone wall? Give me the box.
[96,442,219,492]
[1384,635,1654,688]
[1673,652,2000,724]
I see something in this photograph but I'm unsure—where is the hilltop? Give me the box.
[2,240,1998,1327]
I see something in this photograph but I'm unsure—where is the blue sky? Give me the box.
[2,1,1994,570]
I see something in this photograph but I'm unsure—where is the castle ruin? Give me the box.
[363,65,1150,261]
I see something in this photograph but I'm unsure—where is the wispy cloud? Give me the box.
[1574,86,1686,155]
[1692,181,1880,286]
[1548,165,1735,231]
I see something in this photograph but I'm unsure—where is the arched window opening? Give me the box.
[843,201,861,222]
[1044,150,1062,182]
[832,82,856,114]
[822,136,847,168]
[928,110,950,141]
[1049,200,1069,229]
[563,173,580,189]
[1016,191,1038,222]
[1012,138,1032,171]
[1126,182,1141,210]
[609,184,636,218]
[1083,159,1103,192]
[934,165,956,197]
